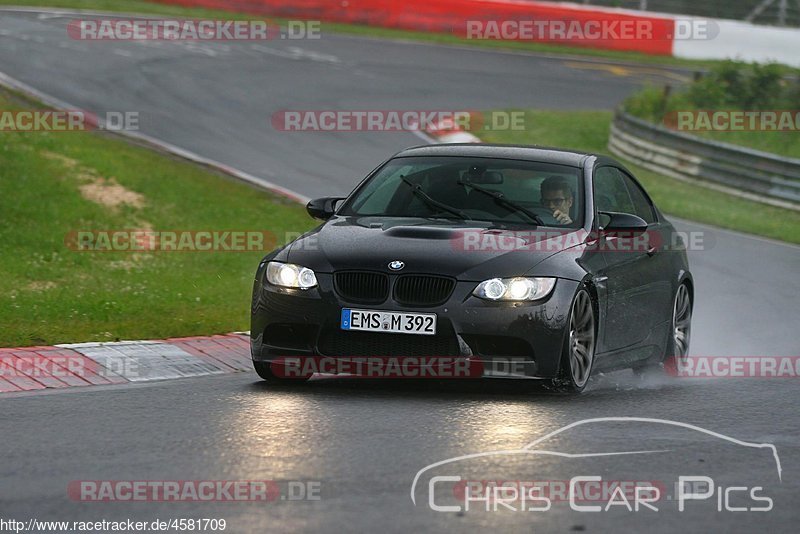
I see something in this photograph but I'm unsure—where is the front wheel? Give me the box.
[549,288,596,393]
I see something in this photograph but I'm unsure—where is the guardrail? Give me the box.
[608,111,800,211]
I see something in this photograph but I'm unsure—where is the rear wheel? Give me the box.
[634,282,692,377]
[669,283,692,363]
[550,288,596,393]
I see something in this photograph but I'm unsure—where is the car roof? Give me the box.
[394,143,594,167]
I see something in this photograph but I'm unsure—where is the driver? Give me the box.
[540,175,574,225]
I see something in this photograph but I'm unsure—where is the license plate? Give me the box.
[341,309,437,335]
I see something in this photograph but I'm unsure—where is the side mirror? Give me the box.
[598,211,648,237]
[306,197,344,220]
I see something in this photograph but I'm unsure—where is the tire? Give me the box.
[634,282,693,377]
[253,360,311,383]
[668,283,692,362]
[549,287,596,393]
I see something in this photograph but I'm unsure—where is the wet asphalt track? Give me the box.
[1,9,799,533]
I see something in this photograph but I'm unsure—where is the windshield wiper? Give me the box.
[457,180,543,225]
[399,176,472,221]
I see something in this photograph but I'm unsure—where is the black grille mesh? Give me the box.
[394,275,456,307]
[334,271,389,304]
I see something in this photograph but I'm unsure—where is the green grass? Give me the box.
[475,109,800,244]
[0,0,746,70]
[0,89,315,347]
[684,129,800,159]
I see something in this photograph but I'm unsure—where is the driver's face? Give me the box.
[541,190,573,214]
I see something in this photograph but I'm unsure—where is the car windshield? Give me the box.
[339,156,583,228]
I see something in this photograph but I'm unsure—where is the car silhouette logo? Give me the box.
[388,260,405,271]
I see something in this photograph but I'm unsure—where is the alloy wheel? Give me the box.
[672,284,692,361]
[569,289,596,388]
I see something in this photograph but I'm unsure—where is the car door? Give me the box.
[616,168,674,329]
[593,166,664,355]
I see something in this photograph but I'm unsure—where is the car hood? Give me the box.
[284,217,585,281]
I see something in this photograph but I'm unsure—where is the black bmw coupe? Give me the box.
[250,144,693,392]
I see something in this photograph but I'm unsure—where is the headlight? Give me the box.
[265,261,318,290]
[473,277,556,301]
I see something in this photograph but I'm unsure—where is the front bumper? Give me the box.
[250,270,579,379]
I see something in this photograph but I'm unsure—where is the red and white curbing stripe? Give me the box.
[0,334,253,395]
[151,0,800,67]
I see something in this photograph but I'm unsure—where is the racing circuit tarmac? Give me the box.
[0,8,799,532]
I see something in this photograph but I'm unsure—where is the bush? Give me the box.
[622,61,800,159]
[625,60,796,121]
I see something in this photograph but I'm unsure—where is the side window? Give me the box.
[618,170,657,224]
[594,166,634,214]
